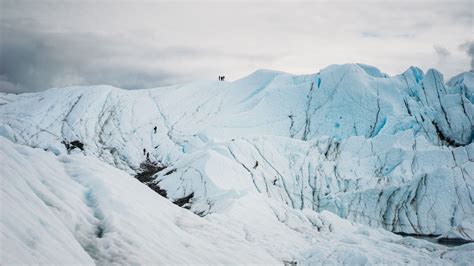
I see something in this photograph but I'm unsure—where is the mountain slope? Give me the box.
[0,64,473,263]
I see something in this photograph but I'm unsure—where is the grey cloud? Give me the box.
[0,29,177,92]
[0,76,26,94]
[459,41,474,70]
[0,22,279,93]
[1,1,473,93]
[434,45,451,58]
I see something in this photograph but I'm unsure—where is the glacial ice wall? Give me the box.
[0,64,472,237]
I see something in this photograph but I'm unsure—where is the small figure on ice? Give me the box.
[253,161,259,169]
[154,126,157,134]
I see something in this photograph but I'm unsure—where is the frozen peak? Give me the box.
[424,68,445,85]
[241,69,286,80]
[319,63,380,78]
[447,71,474,102]
[251,69,286,76]
[401,66,424,83]
[232,69,286,87]
[245,64,390,83]
[355,63,389,78]
[447,71,474,87]
[426,68,444,78]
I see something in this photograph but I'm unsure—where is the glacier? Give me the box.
[2,137,473,264]
[0,63,473,264]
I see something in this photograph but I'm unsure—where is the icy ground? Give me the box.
[1,138,473,264]
[0,64,473,264]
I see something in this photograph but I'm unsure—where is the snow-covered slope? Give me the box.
[1,137,473,264]
[1,64,473,263]
[0,138,276,264]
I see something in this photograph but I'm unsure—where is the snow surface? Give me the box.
[1,137,473,264]
[1,64,473,264]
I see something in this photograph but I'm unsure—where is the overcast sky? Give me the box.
[0,0,473,93]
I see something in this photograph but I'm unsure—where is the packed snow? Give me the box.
[0,64,473,264]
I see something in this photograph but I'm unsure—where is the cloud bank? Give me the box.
[1,0,472,93]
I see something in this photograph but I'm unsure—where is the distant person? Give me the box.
[146,152,150,160]
[222,76,225,81]
[143,148,146,155]
[154,126,157,134]
[253,161,258,169]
